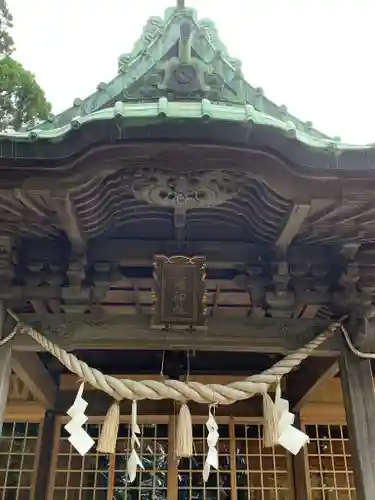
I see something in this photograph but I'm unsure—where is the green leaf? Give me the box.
[0,57,52,131]
[0,1,51,131]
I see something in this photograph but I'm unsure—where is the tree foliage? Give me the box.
[0,0,51,131]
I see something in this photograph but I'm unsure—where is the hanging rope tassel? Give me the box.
[176,403,193,457]
[262,390,279,448]
[203,404,219,482]
[127,400,144,482]
[97,401,120,454]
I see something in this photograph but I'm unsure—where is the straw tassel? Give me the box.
[97,401,120,454]
[175,403,193,458]
[262,391,279,448]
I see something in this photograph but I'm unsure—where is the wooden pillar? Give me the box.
[339,347,375,499]
[0,302,11,435]
[33,410,56,500]
[0,344,11,435]
[291,413,309,500]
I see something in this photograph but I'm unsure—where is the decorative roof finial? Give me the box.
[177,0,185,8]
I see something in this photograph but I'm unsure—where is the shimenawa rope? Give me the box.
[5,310,340,453]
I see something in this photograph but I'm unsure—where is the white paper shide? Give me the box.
[203,406,219,482]
[127,400,144,483]
[275,384,310,455]
[65,382,95,456]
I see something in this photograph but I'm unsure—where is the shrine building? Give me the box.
[1,3,375,500]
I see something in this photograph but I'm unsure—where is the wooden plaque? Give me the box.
[152,255,206,329]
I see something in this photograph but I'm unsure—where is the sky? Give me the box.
[7,0,375,144]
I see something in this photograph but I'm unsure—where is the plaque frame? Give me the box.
[151,255,207,330]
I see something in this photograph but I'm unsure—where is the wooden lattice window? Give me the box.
[113,422,168,500]
[234,423,292,500]
[178,422,231,500]
[0,422,41,500]
[52,420,169,500]
[305,424,356,500]
[53,423,109,500]
[51,417,297,500]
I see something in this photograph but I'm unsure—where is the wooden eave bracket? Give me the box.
[275,202,311,252]
[49,190,86,253]
[11,352,57,408]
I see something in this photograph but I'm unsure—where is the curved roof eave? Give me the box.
[2,98,374,154]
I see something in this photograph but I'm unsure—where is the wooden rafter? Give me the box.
[50,191,86,252]
[275,203,311,251]
[287,357,339,411]
[11,352,57,408]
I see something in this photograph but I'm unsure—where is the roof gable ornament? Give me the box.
[28,2,328,141]
[157,17,212,96]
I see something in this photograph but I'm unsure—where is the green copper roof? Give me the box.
[27,5,329,141]
[2,2,374,168]
[0,99,355,153]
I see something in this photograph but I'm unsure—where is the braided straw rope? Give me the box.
[10,317,339,405]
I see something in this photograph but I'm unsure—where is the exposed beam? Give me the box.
[50,191,86,252]
[275,203,310,251]
[8,313,340,356]
[0,301,11,434]
[4,401,45,421]
[339,342,375,498]
[11,352,57,408]
[24,238,340,268]
[287,357,339,411]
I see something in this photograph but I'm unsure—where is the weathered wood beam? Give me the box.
[0,301,10,434]
[4,401,45,421]
[339,343,375,498]
[24,238,339,267]
[8,313,340,356]
[50,191,86,252]
[0,283,336,306]
[33,410,56,500]
[275,203,310,251]
[287,358,339,411]
[11,352,57,407]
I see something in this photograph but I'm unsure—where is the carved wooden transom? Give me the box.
[131,169,244,208]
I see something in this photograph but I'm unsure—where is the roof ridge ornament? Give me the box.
[25,0,329,142]
[157,15,212,96]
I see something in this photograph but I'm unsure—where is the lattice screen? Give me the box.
[0,422,40,500]
[52,421,169,500]
[305,424,356,500]
[234,424,292,500]
[49,419,360,500]
[113,423,168,500]
[178,422,231,500]
[53,423,109,500]
[52,419,294,500]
